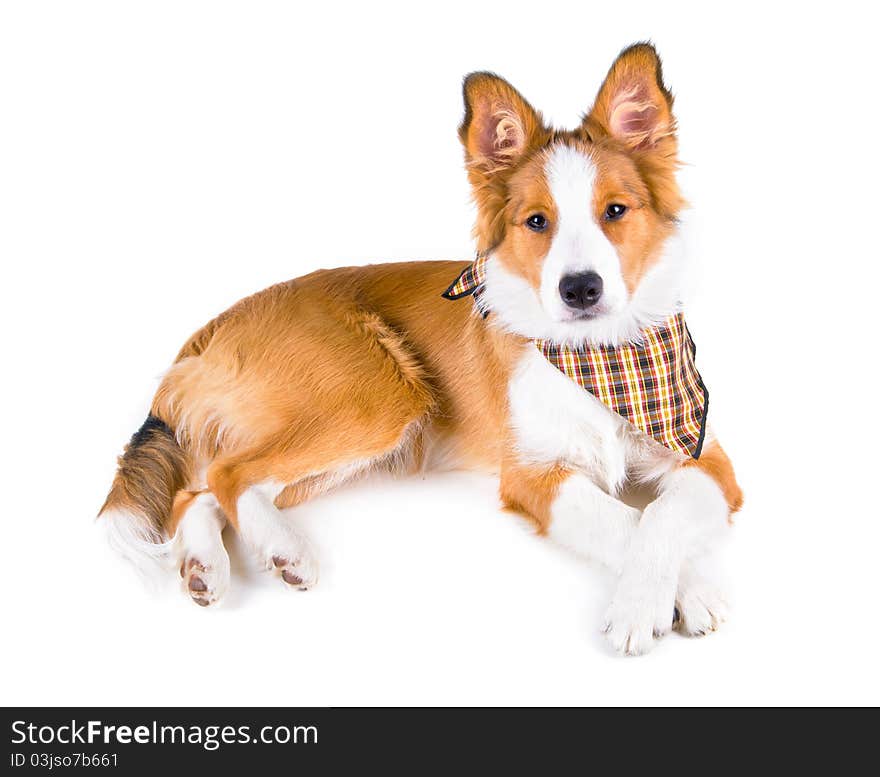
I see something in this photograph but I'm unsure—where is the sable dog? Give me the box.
[101,43,741,655]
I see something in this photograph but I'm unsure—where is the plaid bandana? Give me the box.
[442,257,708,458]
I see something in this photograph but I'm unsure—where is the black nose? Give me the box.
[559,271,603,310]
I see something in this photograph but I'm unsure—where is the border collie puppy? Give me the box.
[101,43,741,655]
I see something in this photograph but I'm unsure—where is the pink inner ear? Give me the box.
[477,104,525,160]
[609,83,663,145]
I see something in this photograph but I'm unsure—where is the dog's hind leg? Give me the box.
[169,491,230,607]
[190,304,436,591]
[208,420,425,591]
[237,479,320,591]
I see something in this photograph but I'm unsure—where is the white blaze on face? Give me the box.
[540,144,628,321]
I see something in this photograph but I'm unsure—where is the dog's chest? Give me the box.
[506,347,632,492]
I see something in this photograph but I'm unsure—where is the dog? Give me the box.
[100,43,742,655]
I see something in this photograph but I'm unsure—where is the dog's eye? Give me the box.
[525,214,548,232]
[604,203,627,221]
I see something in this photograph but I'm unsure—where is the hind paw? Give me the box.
[179,555,229,607]
[266,544,319,591]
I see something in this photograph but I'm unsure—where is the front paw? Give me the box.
[603,573,678,656]
[675,565,729,637]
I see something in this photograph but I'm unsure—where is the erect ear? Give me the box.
[459,72,546,171]
[584,43,675,151]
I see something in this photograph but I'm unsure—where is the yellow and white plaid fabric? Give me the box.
[442,258,708,458]
[441,252,491,301]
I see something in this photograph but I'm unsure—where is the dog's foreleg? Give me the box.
[546,473,642,572]
[604,466,731,655]
[501,464,641,571]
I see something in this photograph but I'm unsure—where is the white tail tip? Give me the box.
[98,508,178,586]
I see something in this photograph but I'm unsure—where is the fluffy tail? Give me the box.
[98,415,191,574]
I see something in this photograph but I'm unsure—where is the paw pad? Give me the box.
[267,550,317,591]
[188,576,207,593]
[179,556,227,607]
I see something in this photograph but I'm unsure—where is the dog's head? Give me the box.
[460,43,685,345]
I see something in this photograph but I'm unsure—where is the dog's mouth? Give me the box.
[559,306,607,323]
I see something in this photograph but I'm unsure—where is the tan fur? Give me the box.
[166,489,201,537]
[500,458,574,534]
[149,262,525,525]
[682,440,744,515]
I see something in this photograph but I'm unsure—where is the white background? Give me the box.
[2,1,878,706]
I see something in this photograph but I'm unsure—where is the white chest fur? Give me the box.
[507,347,633,493]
